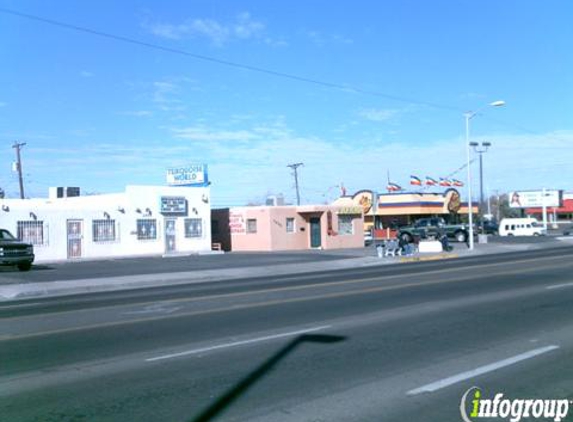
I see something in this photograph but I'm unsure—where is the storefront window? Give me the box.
[17,221,46,245]
[338,216,353,235]
[137,219,157,240]
[185,218,203,238]
[247,219,257,233]
[92,219,116,242]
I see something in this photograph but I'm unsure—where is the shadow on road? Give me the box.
[188,333,347,422]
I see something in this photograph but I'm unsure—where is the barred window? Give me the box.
[92,219,116,242]
[286,218,295,233]
[17,221,45,245]
[185,218,203,238]
[137,219,157,240]
[247,219,257,234]
[338,216,354,235]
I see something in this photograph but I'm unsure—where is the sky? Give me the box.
[0,0,572,206]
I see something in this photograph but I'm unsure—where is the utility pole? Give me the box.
[287,162,303,205]
[469,141,491,233]
[12,142,26,199]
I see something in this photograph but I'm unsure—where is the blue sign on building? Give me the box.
[166,164,209,187]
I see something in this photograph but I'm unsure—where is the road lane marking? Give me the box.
[145,325,331,362]
[4,253,569,325]
[546,282,573,290]
[2,269,569,341]
[123,303,182,315]
[0,302,42,310]
[406,345,560,396]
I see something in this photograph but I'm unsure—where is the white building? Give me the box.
[0,185,212,262]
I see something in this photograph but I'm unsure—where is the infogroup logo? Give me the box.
[460,387,571,422]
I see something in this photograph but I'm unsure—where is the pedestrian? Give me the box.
[376,242,384,258]
[398,236,413,256]
[440,233,453,252]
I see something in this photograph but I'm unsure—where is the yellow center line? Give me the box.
[2,252,572,323]
[1,257,570,341]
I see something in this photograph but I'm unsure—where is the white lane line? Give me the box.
[0,302,42,309]
[145,325,332,362]
[407,345,559,396]
[546,282,573,290]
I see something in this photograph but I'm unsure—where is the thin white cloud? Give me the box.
[171,126,259,142]
[118,110,154,118]
[264,37,288,48]
[460,92,486,100]
[147,77,200,113]
[151,80,184,112]
[358,108,400,122]
[0,102,7,107]
[80,70,94,78]
[234,12,264,39]
[18,119,573,204]
[303,30,353,47]
[144,12,266,46]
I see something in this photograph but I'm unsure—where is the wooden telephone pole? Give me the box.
[287,162,304,205]
[12,142,26,199]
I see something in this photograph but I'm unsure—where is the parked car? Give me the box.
[0,229,34,271]
[364,229,373,246]
[498,218,545,237]
[397,217,469,243]
[477,219,499,235]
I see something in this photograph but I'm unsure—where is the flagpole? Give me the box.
[387,169,391,194]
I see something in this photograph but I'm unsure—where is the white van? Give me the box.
[498,218,545,236]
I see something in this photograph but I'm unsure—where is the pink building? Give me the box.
[211,205,364,252]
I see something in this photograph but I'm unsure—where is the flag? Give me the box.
[425,177,438,186]
[387,182,402,192]
[439,178,451,187]
[452,179,464,187]
[410,175,422,186]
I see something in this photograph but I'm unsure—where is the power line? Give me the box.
[483,115,573,144]
[2,7,565,148]
[0,6,462,113]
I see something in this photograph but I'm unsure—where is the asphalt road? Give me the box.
[0,250,351,283]
[2,247,573,422]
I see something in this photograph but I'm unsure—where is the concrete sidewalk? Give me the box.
[1,238,570,301]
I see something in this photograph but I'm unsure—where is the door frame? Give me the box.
[309,216,322,248]
[66,219,83,259]
[164,218,177,253]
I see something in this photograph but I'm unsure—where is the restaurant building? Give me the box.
[332,188,477,237]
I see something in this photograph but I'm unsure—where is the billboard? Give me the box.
[509,190,562,208]
[166,164,209,187]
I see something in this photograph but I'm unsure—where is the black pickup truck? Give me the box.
[397,217,469,243]
[0,229,34,271]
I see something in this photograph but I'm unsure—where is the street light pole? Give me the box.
[465,113,474,250]
[470,141,491,233]
[464,101,505,251]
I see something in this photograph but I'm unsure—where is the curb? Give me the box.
[399,253,459,263]
[0,256,385,301]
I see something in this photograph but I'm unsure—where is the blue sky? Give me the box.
[0,0,572,206]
